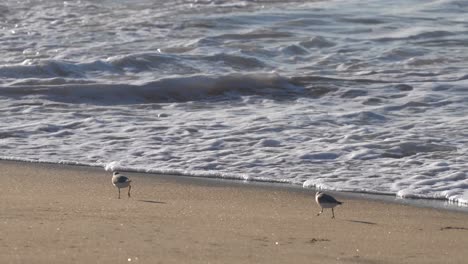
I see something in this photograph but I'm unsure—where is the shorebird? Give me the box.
[315,191,342,219]
[112,171,132,199]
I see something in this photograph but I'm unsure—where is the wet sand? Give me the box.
[1,160,467,264]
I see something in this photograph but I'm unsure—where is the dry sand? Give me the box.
[1,160,468,264]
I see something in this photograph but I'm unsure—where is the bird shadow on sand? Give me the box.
[346,219,377,225]
[440,226,468,231]
[137,199,166,204]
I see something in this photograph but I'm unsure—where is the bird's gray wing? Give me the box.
[116,176,129,183]
[322,193,339,203]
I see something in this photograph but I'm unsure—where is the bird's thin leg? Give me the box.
[317,208,323,216]
[128,185,131,198]
[118,188,121,199]
[332,208,335,219]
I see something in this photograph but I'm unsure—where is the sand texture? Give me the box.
[1,161,468,264]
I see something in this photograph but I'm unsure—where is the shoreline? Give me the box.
[2,160,468,263]
[1,159,467,213]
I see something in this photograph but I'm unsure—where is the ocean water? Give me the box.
[1,0,467,205]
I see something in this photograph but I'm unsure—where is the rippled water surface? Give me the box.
[1,0,467,204]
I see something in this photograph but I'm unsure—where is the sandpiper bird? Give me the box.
[112,171,132,199]
[315,191,342,219]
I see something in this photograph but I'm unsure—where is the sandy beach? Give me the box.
[1,160,467,264]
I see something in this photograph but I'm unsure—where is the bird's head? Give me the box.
[113,171,120,176]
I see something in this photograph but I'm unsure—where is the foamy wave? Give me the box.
[0,52,269,84]
[0,73,302,103]
[103,160,294,184]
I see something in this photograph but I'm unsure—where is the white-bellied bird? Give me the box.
[112,171,132,199]
[315,191,342,219]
